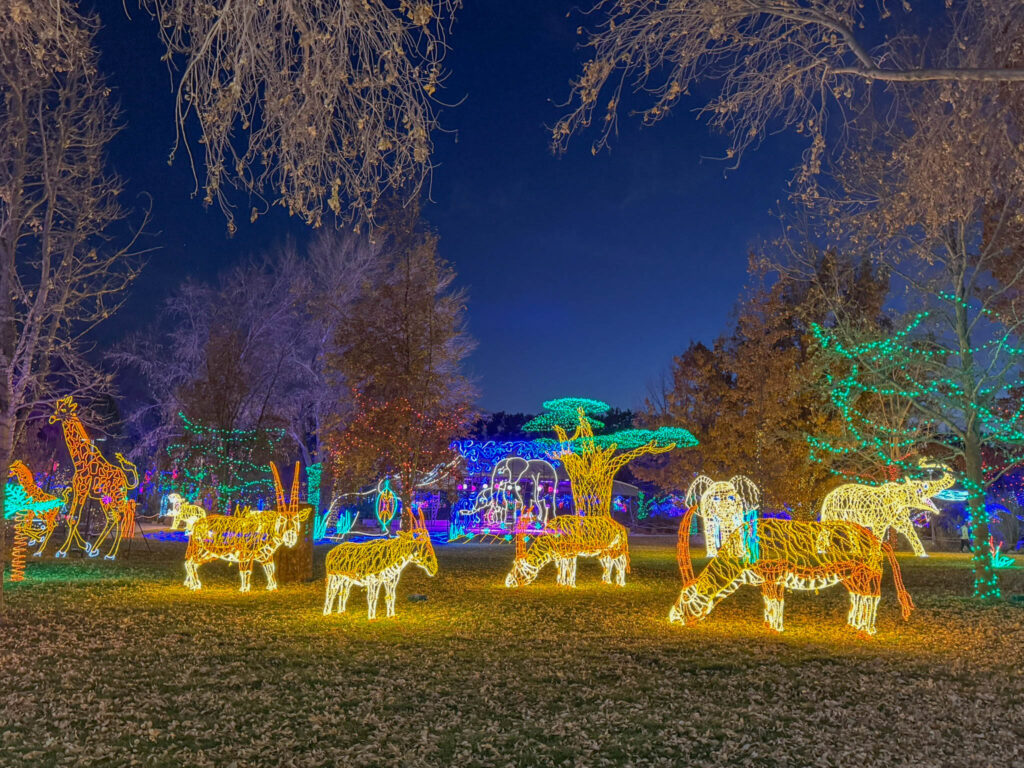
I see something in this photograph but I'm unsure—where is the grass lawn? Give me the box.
[2,536,1023,767]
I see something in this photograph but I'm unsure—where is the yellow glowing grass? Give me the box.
[2,539,1022,766]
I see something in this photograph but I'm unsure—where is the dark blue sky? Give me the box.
[93,0,803,414]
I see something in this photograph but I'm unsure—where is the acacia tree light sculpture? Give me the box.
[671,507,914,635]
[323,508,438,619]
[526,399,696,518]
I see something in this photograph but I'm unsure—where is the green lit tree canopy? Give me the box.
[523,397,609,433]
[525,397,697,453]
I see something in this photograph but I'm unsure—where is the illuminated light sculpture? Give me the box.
[505,514,630,588]
[670,507,914,635]
[163,493,208,532]
[48,397,139,560]
[374,478,399,532]
[7,461,66,561]
[988,536,1015,569]
[819,459,953,557]
[684,475,760,558]
[183,462,312,592]
[525,400,694,518]
[323,508,438,619]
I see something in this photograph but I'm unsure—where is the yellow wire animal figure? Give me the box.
[670,507,914,635]
[184,463,312,592]
[505,514,630,588]
[163,493,208,532]
[323,509,438,619]
[685,474,760,558]
[819,459,953,557]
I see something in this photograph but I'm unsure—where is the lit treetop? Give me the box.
[524,398,697,517]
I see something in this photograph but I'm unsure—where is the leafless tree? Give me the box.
[0,0,148,612]
[138,0,460,233]
[555,0,1024,185]
[113,229,382,467]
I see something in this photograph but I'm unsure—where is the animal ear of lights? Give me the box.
[504,513,630,588]
[323,508,438,619]
[183,462,312,592]
[670,506,914,636]
[48,397,138,560]
[684,475,760,558]
[819,458,953,557]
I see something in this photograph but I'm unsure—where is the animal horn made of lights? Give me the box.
[48,397,139,560]
[670,506,914,636]
[684,474,760,558]
[819,458,954,557]
[504,513,630,588]
[183,462,312,592]
[323,506,438,620]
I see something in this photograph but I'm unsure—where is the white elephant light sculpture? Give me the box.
[684,475,760,558]
[819,459,953,557]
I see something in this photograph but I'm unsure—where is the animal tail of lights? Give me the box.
[882,541,914,620]
[676,505,698,582]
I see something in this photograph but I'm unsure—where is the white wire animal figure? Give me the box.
[819,459,953,557]
[163,493,208,532]
[684,475,760,557]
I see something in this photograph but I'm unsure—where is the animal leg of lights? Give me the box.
[384,575,398,618]
[323,575,340,615]
[599,556,614,584]
[763,596,785,632]
[847,593,880,635]
[10,522,28,582]
[262,560,278,591]
[239,565,253,593]
[367,577,382,620]
[614,554,627,586]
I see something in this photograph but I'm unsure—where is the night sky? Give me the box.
[93,0,804,414]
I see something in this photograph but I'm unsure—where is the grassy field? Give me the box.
[2,536,1023,767]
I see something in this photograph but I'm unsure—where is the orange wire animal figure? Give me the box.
[184,463,312,592]
[323,509,438,619]
[670,507,913,635]
[505,514,630,588]
[49,397,139,560]
[8,460,66,558]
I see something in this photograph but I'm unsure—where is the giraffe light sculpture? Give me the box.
[48,397,139,560]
